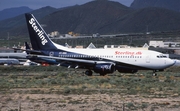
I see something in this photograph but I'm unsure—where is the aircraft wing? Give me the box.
[27,54,152,72]
[27,54,115,66]
[12,48,43,54]
[24,49,42,54]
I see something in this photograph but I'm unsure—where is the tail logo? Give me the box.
[29,18,48,45]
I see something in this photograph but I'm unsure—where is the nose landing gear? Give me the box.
[153,72,157,76]
[153,70,158,76]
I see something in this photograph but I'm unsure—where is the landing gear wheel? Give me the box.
[100,73,106,76]
[153,73,157,76]
[85,70,93,76]
[152,70,157,76]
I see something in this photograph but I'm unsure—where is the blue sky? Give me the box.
[0,0,134,11]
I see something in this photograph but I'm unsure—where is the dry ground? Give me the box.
[1,92,180,111]
[0,66,180,111]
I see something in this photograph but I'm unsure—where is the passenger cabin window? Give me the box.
[115,56,142,58]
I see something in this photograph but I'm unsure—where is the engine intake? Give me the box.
[93,63,115,74]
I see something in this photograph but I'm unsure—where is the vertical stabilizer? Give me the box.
[25,42,30,50]
[25,42,30,54]
[25,13,58,50]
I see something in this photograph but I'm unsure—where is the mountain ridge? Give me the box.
[130,0,180,12]
[0,0,180,37]
[0,6,33,21]
[41,0,132,34]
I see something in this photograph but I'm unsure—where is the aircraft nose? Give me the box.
[167,59,176,66]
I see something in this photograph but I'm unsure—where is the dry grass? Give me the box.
[0,66,180,110]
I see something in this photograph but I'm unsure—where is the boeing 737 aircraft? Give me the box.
[25,13,175,76]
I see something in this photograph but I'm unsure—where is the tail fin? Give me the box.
[25,42,31,54]
[25,42,30,50]
[25,13,58,50]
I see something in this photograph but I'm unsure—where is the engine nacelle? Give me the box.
[93,63,115,74]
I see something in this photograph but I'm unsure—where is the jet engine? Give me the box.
[93,63,115,75]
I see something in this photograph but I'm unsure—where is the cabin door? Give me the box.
[146,55,150,63]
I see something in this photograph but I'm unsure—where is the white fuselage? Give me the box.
[53,43,175,70]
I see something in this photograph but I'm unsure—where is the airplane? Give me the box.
[0,52,27,59]
[0,52,27,65]
[24,13,175,76]
[0,58,20,65]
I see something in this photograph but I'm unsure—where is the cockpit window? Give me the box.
[157,54,167,58]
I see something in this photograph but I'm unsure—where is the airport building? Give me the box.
[149,41,180,48]
[149,41,180,62]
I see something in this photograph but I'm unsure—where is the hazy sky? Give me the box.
[0,0,134,11]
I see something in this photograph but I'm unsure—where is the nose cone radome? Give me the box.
[167,59,176,67]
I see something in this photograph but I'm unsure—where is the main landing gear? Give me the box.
[99,73,106,76]
[85,70,93,76]
[85,70,107,76]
